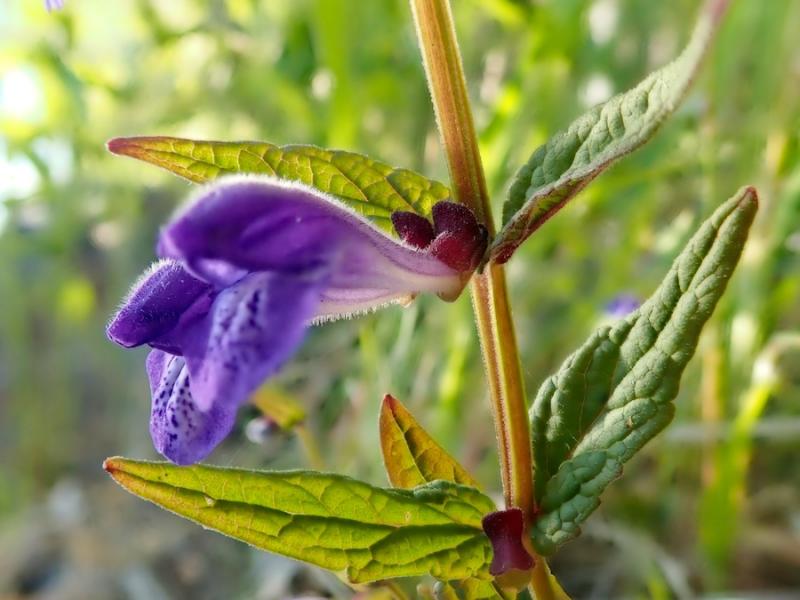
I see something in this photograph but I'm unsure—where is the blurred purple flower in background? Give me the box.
[45,0,64,11]
[107,176,483,464]
[605,293,640,318]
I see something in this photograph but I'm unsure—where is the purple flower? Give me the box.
[45,0,64,11]
[605,293,640,318]
[108,176,484,465]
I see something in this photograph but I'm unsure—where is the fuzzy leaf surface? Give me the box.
[107,136,450,231]
[380,394,480,489]
[529,187,757,554]
[104,457,495,583]
[493,0,730,262]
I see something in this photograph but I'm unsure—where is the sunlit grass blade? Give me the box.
[107,136,450,231]
[104,457,495,583]
[699,334,800,575]
[492,0,731,262]
[380,394,480,489]
[528,187,757,554]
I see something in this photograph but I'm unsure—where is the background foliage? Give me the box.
[1,0,799,598]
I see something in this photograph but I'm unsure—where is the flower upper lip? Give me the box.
[159,175,464,300]
[108,174,482,465]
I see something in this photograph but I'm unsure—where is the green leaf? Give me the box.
[380,394,480,489]
[492,0,731,262]
[529,187,758,555]
[107,136,450,231]
[104,457,495,583]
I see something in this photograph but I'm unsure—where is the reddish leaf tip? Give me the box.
[107,136,167,157]
[106,137,136,156]
[382,393,399,412]
[102,457,119,474]
[741,185,759,207]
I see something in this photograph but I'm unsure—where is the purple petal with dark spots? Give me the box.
[179,269,328,413]
[147,351,238,465]
[144,269,327,463]
[157,176,461,316]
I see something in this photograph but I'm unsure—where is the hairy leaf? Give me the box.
[104,457,495,583]
[492,0,731,262]
[529,187,758,554]
[380,394,479,489]
[107,136,450,231]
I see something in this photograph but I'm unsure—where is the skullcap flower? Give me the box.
[108,176,485,464]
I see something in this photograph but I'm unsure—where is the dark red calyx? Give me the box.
[482,508,534,577]
[392,202,488,272]
[391,211,435,249]
[429,201,488,272]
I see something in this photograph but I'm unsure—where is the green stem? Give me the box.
[409,1,561,598]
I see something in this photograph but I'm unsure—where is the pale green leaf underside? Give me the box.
[107,136,450,231]
[492,0,729,262]
[104,457,495,583]
[529,187,757,554]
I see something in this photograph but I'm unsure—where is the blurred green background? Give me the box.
[1,0,799,598]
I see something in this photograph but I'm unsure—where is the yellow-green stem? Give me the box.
[410,1,561,598]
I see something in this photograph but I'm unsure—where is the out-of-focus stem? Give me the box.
[384,580,412,600]
[296,424,324,470]
[700,324,724,486]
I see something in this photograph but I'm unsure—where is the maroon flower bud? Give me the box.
[391,211,436,249]
[482,508,534,578]
[392,201,488,273]
[429,201,488,272]
[431,201,481,236]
